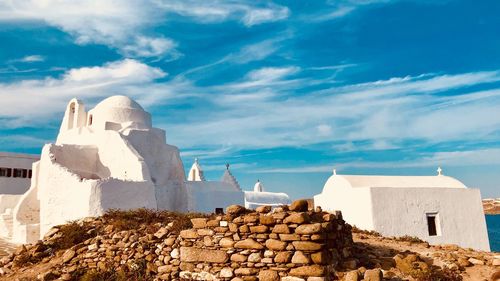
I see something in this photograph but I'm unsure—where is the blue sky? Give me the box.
[1,0,499,199]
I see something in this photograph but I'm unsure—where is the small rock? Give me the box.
[220,267,234,278]
[344,271,359,281]
[62,249,76,263]
[292,251,310,264]
[468,257,485,265]
[226,205,246,216]
[258,270,279,281]
[256,206,272,213]
[363,268,382,281]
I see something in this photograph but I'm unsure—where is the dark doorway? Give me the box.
[427,213,438,236]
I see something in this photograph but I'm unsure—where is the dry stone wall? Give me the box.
[173,203,353,281]
[0,201,354,281]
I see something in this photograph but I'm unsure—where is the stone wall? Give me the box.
[0,201,354,281]
[170,202,353,280]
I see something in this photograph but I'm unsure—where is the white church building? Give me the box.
[0,96,291,244]
[314,169,490,251]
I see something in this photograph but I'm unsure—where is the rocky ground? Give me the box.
[483,199,500,215]
[341,229,500,281]
[0,205,498,281]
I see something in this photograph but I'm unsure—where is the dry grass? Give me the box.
[102,208,210,234]
[351,225,381,237]
[396,235,426,244]
[52,221,95,251]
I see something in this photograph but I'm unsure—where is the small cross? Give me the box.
[437,166,443,176]
[226,163,230,170]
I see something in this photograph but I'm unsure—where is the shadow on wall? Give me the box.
[51,145,110,180]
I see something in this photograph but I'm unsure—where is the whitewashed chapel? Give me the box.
[0,96,288,244]
[0,95,490,252]
[314,169,490,251]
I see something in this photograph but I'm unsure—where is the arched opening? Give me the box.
[88,114,93,126]
[67,102,76,130]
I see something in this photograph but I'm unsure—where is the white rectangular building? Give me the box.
[314,172,490,251]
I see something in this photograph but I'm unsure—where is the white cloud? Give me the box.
[0,0,289,58]
[162,69,500,149]
[0,59,169,125]
[18,55,45,63]
[241,5,289,26]
[154,1,289,26]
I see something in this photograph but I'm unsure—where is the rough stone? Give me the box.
[250,225,268,233]
[220,267,234,278]
[272,224,291,234]
[279,234,301,241]
[234,239,264,250]
[289,200,309,212]
[190,218,208,229]
[274,251,293,263]
[344,271,359,281]
[292,241,323,251]
[265,239,287,251]
[180,247,228,263]
[154,227,169,239]
[295,223,322,235]
[292,251,310,264]
[363,269,383,281]
[62,249,76,263]
[227,205,246,216]
[289,265,325,276]
[258,270,279,281]
[284,213,310,224]
[248,253,262,263]
[256,206,272,213]
[260,215,276,225]
[468,258,485,265]
[180,229,199,239]
[231,254,247,262]
[220,237,235,248]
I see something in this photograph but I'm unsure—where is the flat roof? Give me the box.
[0,151,40,160]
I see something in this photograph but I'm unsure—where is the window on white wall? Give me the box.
[0,168,11,177]
[12,168,23,178]
[426,213,441,236]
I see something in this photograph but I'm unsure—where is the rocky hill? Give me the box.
[0,201,498,281]
[483,198,500,215]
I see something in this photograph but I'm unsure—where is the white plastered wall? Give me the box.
[314,175,375,231]
[0,153,38,195]
[185,181,245,213]
[370,187,490,251]
[244,191,291,209]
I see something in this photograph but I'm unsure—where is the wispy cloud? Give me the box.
[9,55,46,63]
[0,59,174,126]
[0,1,289,58]
[302,0,392,22]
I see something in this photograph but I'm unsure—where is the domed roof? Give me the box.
[254,180,264,192]
[94,95,144,111]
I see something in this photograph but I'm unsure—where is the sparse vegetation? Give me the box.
[102,208,210,234]
[396,235,426,244]
[351,225,381,237]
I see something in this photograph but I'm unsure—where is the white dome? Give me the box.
[89,95,151,128]
[94,95,145,111]
[254,180,264,192]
